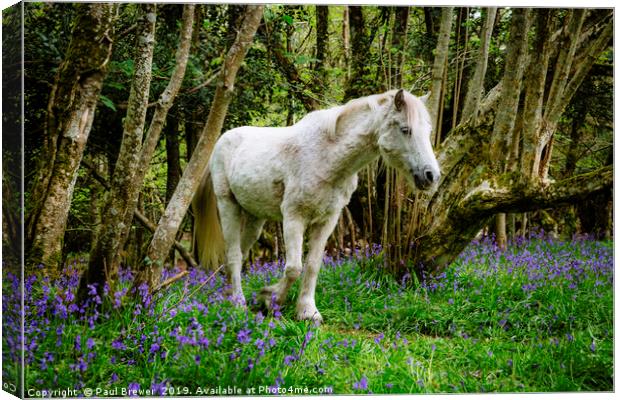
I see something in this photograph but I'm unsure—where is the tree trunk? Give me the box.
[165,114,182,203]
[134,5,264,291]
[461,7,497,123]
[312,5,329,93]
[342,6,350,77]
[165,114,182,266]
[344,6,373,100]
[390,6,409,88]
[450,7,468,131]
[427,7,453,143]
[78,4,194,300]
[26,3,116,271]
[489,8,531,165]
[78,4,157,300]
[519,9,558,181]
[495,213,507,250]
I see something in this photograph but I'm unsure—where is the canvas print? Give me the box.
[1,2,613,397]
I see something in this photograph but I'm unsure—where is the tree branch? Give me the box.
[81,159,198,269]
[461,7,497,123]
[459,165,613,217]
[259,21,320,112]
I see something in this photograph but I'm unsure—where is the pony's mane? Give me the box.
[296,90,430,140]
[314,94,382,140]
[387,89,432,133]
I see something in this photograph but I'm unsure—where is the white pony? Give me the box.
[193,89,440,323]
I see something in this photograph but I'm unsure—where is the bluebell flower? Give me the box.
[352,376,368,390]
[237,329,252,344]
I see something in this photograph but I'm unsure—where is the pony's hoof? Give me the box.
[257,286,285,308]
[229,292,247,308]
[296,305,323,325]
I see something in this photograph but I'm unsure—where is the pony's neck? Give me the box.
[317,102,382,182]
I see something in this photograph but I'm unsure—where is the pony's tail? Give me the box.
[192,169,225,270]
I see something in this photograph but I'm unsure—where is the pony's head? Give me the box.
[376,89,440,191]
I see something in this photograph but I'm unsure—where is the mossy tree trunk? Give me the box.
[409,117,613,275]
[26,3,116,272]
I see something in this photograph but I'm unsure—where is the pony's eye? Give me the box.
[400,126,411,135]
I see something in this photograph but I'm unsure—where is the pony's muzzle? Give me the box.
[413,165,439,190]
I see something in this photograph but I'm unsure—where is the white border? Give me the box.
[0,1,616,400]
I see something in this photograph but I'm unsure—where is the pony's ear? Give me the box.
[419,92,431,104]
[394,89,405,111]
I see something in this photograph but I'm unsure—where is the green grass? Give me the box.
[9,236,613,395]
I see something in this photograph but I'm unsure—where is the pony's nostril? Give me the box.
[424,169,435,183]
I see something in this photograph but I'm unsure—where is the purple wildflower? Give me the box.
[127,382,140,397]
[246,357,255,371]
[237,329,252,344]
[111,338,126,351]
[352,376,368,391]
[198,337,210,348]
[151,380,167,396]
[374,333,384,344]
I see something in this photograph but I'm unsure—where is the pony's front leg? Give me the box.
[218,197,246,306]
[258,217,304,307]
[297,213,340,324]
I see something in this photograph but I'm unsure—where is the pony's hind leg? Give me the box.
[241,217,266,262]
[258,216,305,308]
[296,212,340,324]
[217,196,246,306]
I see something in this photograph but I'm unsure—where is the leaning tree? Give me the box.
[402,8,613,276]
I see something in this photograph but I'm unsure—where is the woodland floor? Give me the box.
[4,233,613,396]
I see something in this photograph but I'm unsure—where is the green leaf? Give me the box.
[99,95,116,112]
[112,59,134,77]
[282,14,293,25]
[106,81,124,91]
